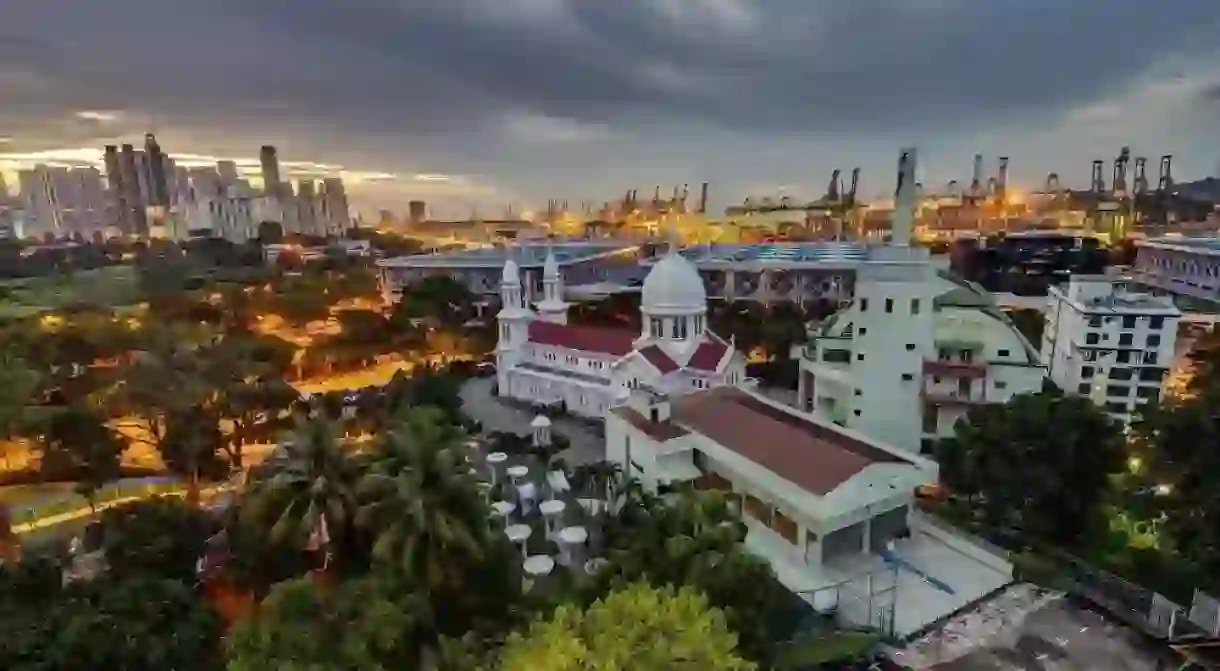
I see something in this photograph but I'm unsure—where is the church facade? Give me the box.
[495,247,748,419]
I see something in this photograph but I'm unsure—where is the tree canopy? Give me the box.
[936,389,1126,544]
[499,582,755,671]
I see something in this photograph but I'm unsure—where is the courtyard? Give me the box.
[459,376,603,465]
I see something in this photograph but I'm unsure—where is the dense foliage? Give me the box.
[499,582,755,671]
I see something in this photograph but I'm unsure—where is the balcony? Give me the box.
[923,389,985,405]
[922,358,987,379]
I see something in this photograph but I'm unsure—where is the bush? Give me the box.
[1011,551,1063,589]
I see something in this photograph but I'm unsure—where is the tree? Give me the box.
[97,497,216,582]
[499,582,755,671]
[2,575,222,671]
[1127,339,1220,578]
[257,221,285,245]
[226,572,492,671]
[37,404,124,509]
[1005,308,1045,349]
[0,348,43,468]
[356,407,489,589]
[936,389,1126,544]
[593,488,806,665]
[242,416,361,560]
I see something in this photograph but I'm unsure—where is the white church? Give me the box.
[495,246,748,418]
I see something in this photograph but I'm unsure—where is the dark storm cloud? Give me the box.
[220,0,1220,133]
[6,0,1220,142]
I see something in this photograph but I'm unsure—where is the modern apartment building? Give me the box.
[1042,276,1180,423]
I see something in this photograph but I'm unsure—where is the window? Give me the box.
[920,438,936,455]
[1143,351,1159,365]
[1104,401,1129,413]
[853,409,862,416]
[567,355,578,366]
[994,380,1007,390]
[1109,368,1132,381]
[1122,316,1136,329]
[823,349,850,363]
[1106,385,1130,398]
[650,317,663,338]
[902,373,914,381]
[997,349,1010,358]
[1088,315,1102,327]
[1116,351,1131,363]
[1078,383,1091,394]
[1136,387,1160,401]
[938,348,950,360]
[854,389,862,396]
[858,327,868,336]
[885,298,894,313]
[1147,334,1161,347]
[960,349,974,363]
[1118,333,1133,347]
[856,353,865,361]
[859,298,869,312]
[672,318,688,339]
[1149,316,1165,329]
[1139,368,1165,382]
[911,298,921,315]
[906,343,916,351]
[1085,333,1100,345]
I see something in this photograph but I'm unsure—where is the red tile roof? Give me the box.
[672,387,909,495]
[527,320,638,355]
[611,406,690,441]
[638,345,679,373]
[687,336,729,371]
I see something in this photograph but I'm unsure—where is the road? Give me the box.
[459,376,604,465]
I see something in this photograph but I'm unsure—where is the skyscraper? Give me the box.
[217,161,239,187]
[103,144,127,231]
[260,145,282,199]
[143,133,168,207]
[321,177,350,233]
[119,144,147,235]
[296,179,317,235]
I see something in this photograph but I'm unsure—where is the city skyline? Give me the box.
[4,1,1220,216]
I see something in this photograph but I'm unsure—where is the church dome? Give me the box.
[641,250,706,314]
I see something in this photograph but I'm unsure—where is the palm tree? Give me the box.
[242,416,361,560]
[356,407,490,589]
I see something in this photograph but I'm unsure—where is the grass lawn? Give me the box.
[0,266,142,317]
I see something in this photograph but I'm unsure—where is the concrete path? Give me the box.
[459,377,604,465]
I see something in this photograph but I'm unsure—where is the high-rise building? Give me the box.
[217,160,239,187]
[103,145,128,232]
[187,167,225,200]
[408,199,427,224]
[295,179,318,235]
[118,145,148,235]
[321,177,349,233]
[16,165,108,238]
[143,133,168,207]
[1042,276,1180,425]
[260,145,282,199]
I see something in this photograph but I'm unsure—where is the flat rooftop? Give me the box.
[679,242,869,264]
[1138,236,1220,253]
[377,241,635,268]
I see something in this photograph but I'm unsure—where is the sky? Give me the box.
[3,0,1220,218]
